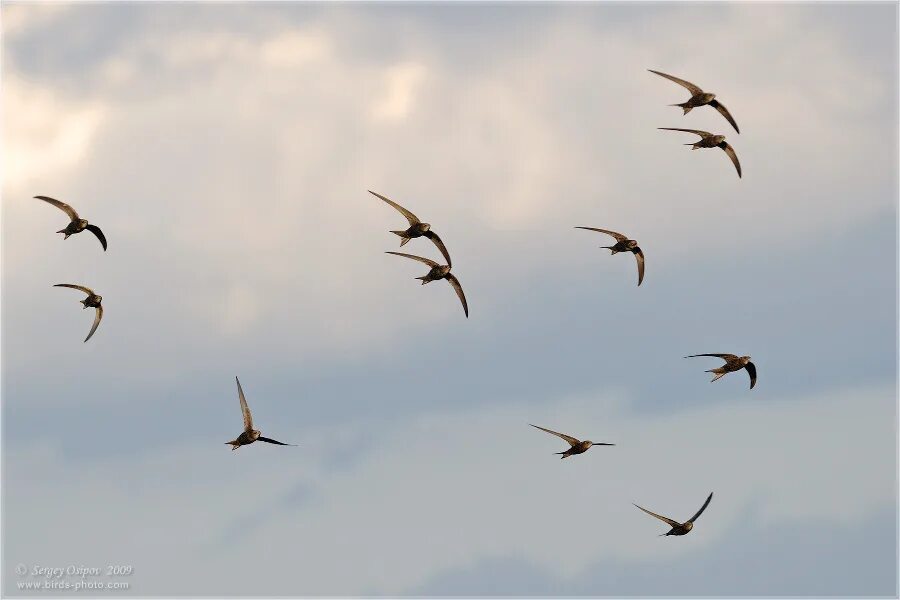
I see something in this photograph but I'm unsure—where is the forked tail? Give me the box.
[670,102,692,115]
[391,231,411,246]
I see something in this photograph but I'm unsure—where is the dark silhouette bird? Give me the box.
[54,284,104,342]
[529,424,615,459]
[226,377,296,451]
[370,190,452,266]
[35,196,107,251]
[658,128,742,178]
[385,251,468,317]
[685,353,757,389]
[634,492,714,536]
[575,227,645,286]
[648,69,739,133]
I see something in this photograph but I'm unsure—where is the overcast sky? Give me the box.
[2,2,897,597]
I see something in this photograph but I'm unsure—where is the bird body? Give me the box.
[226,377,295,450]
[370,190,452,266]
[385,251,468,317]
[575,227,645,286]
[685,353,757,389]
[54,284,104,342]
[648,70,740,133]
[529,424,615,459]
[634,492,714,536]
[658,128,742,178]
[35,196,107,251]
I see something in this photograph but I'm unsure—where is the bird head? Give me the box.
[684,521,694,531]
[701,92,716,103]
[712,135,726,145]
[77,219,89,228]
[740,355,751,364]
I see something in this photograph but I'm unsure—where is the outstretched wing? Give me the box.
[34,195,79,220]
[658,127,713,138]
[423,230,452,267]
[369,190,420,226]
[235,377,253,432]
[647,69,703,95]
[709,99,739,134]
[632,247,645,286]
[745,362,757,389]
[257,436,296,446]
[687,492,714,524]
[633,503,681,528]
[718,142,742,178]
[685,353,738,362]
[574,226,627,242]
[54,283,95,296]
[385,251,440,268]
[445,274,468,318]
[85,224,107,251]
[84,305,103,342]
[529,424,581,447]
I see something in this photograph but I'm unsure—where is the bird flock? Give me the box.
[33,69,754,539]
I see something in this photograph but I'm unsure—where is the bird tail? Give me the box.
[392,231,411,246]
[57,229,71,239]
[416,276,430,285]
[602,246,617,254]
[707,371,726,382]
[670,102,692,115]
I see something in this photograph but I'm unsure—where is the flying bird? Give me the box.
[529,424,615,459]
[225,377,296,451]
[648,69,739,133]
[634,492,714,536]
[54,284,104,342]
[685,353,757,389]
[658,128,742,178]
[575,227,645,286]
[35,196,107,251]
[369,190,452,266]
[385,251,468,317]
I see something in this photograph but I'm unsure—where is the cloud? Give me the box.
[3,383,894,595]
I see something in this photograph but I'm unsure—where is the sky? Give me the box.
[1,1,898,596]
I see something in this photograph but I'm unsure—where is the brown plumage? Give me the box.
[385,251,468,317]
[575,227,645,286]
[685,353,757,389]
[529,424,615,459]
[370,190,453,267]
[225,377,296,450]
[35,196,107,251]
[54,284,104,342]
[634,492,714,536]
[648,70,739,133]
[658,128,742,178]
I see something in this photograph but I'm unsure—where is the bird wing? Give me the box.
[385,251,440,268]
[84,305,103,343]
[685,353,738,362]
[632,247,645,286]
[574,226,628,242]
[709,99,739,134]
[647,69,703,95]
[445,274,468,318]
[235,377,253,432]
[687,492,714,523]
[35,195,79,220]
[633,503,681,528]
[369,190,420,226]
[529,424,580,447]
[257,436,296,446]
[745,362,757,389]
[718,141,742,178]
[85,224,107,251]
[423,230,452,267]
[54,283,95,295]
[658,127,713,138]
